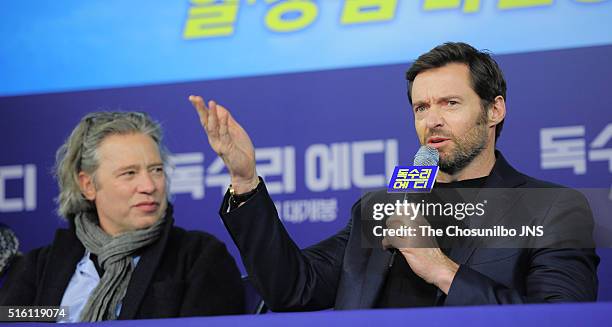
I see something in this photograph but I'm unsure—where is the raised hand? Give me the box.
[188,95,258,193]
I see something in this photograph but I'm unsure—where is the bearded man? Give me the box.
[188,42,598,311]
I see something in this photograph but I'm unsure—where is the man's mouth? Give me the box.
[427,137,451,148]
[134,201,159,213]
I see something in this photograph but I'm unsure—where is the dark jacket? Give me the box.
[0,207,245,319]
[220,151,599,311]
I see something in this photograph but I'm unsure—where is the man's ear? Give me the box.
[78,172,96,201]
[488,95,506,128]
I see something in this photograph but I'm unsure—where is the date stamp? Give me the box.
[0,306,70,322]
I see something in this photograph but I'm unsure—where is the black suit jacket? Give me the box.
[220,152,599,311]
[0,207,245,319]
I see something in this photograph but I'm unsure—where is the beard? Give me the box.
[431,112,489,175]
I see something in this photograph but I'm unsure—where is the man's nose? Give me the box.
[137,172,157,194]
[425,106,445,130]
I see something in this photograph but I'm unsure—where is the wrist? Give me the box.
[229,177,260,209]
[230,175,259,194]
[435,258,459,295]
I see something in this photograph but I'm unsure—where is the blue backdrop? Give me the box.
[1,0,611,302]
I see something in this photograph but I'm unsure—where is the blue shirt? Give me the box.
[58,251,140,323]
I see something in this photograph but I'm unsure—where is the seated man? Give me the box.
[0,112,245,321]
[188,42,599,311]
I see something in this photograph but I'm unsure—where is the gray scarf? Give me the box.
[74,211,165,322]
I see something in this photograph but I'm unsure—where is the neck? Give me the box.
[96,215,120,237]
[437,147,496,183]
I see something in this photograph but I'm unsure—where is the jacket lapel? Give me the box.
[469,151,528,231]
[436,151,527,303]
[448,151,527,255]
[359,248,392,308]
[356,191,411,308]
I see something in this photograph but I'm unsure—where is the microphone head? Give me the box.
[0,224,19,274]
[413,145,439,166]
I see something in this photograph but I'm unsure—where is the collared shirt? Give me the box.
[58,250,140,323]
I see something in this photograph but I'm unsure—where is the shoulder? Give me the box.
[495,153,587,201]
[517,173,590,205]
[166,226,231,258]
[518,172,567,189]
[19,244,54,271]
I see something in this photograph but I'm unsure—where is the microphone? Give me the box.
[413,145,439,166]
[0,224,20,276]
[388,146,439,267]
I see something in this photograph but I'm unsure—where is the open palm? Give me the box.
[189,95,258,192]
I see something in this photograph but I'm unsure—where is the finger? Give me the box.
[386,219,400,229]
[188,95,209,129]
[216,103,230,140]
[188,95,208,119]
[386,215,406,228]
[207,100,220,138]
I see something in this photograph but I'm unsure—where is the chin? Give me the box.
[133,215,161,229]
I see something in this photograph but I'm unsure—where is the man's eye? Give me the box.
[152,167,164,174]
[122,171,136,176]
[448,101,459,106]
[415,106,426,112]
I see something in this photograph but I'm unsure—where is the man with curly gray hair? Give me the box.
[0,112,244,321]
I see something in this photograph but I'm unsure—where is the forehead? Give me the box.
[411,63,476,101]
[96,133,161,168]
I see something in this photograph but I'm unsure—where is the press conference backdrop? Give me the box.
[1,1,611,299]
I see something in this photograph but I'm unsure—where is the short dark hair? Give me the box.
[406,42,507,141]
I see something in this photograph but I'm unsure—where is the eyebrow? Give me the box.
[114,163,164,174]
[413,95,465,107]
[412,100,429,109]
[438,95,464,102]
